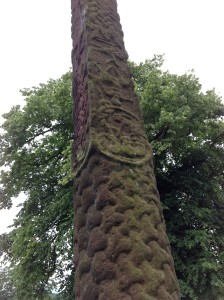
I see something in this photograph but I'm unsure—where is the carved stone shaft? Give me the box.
[71,0,180,299]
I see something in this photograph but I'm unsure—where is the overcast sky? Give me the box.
[0,0,223,232]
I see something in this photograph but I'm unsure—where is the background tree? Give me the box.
[0,266,14,300]
[0,72,74,299]
[0,56,223,299]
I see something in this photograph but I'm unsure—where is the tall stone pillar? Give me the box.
[71,0,180,299]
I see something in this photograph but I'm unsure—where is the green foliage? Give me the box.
[131,56,224,300]
[0,57,224,299]
[0,266,14,299]
[0,72,74,299]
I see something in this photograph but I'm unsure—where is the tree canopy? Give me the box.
[0,72,74,299]
[0,265,14,300]
[0,56,224,299]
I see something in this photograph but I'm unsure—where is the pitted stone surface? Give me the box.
[73,154,180,299]
[71,0,180,299]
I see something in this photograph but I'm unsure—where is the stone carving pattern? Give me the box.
[72,0,90,172]
[74,153,180,299]
[71,0,180,298]
[72,0,152,174]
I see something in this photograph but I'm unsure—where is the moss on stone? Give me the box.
[78,227,89,251]
[103,211,124,233]
[91,252,116,284]
[81,187,96,213]
[76,208,86,230]
[129,232,153,266]
[87,228,108,257]
[86,206,103,231]
[95,187,117,210]
[112,237,132,261]
[142,261,165,295]
[128,284,159,300]
[79,257,91,278]
[162,263,179,295]
[149,241,171,270]
[119,261,144,291]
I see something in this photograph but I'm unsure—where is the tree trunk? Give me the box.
[71,0,180,299]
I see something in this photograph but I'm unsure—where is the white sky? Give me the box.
[0,0,223,233]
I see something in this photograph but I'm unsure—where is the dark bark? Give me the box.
[71,0,180,298]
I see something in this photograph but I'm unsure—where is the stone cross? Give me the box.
[71,0,180,298]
